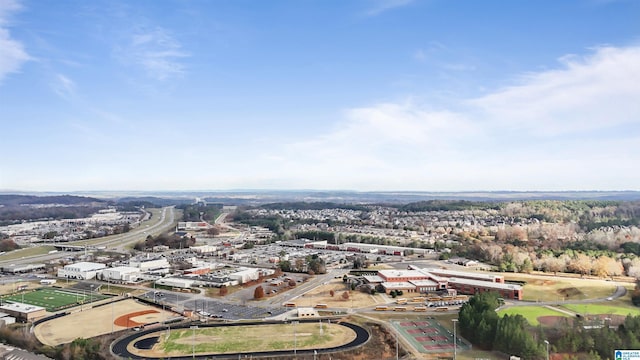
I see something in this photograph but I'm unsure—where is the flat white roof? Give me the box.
[0,302,45,313]
[447,277,522,290]
[64,262,106,272]
[425,268,501,281]
[104,266,140,274]
[378,270,427,279]
[381,282,415,289]
[363,275,384,283]
[409,279,439,286]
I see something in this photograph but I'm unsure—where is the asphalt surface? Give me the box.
[0,206,176,266]
[111,320,370,360]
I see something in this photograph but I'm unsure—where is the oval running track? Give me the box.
[111,319,370,359]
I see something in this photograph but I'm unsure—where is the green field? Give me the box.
[498,306,571,326]
[0,246,55,261]
[1,288,108,312]
[560,303,640,317]
[161,323,354,355]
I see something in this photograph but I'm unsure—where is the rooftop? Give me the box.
[0,302,45,313]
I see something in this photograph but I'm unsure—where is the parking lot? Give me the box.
[141,290,290,320]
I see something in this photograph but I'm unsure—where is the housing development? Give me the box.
[0,194,638,360]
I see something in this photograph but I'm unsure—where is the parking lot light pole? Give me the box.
[544,340,549,360]
[191,325,198,359]
[293,321,299,358]
[452,319,458,360]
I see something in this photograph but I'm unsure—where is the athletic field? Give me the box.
[2,288,108,312]
[128,321,356,358]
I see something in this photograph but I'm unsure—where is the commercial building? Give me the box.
[101,266,141,283]
[129,255,170,275]
[57,262,106,280]
[155,277,196,289]
[446,277,522,300]
[0,303,46,322]
[1,264,46,274]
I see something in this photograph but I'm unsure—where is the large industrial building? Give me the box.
[365,266,523,300]
[57,262,106,280]
[128,255,170,275]
[101,266,141,282]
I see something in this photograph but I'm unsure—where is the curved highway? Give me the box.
[0,206,177,267]
[112,320,370,360]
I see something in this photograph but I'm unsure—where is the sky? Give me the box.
[0,0,639,192]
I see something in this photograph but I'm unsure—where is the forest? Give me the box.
[460,290,640,360]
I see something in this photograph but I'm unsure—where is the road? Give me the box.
[0,206,177,267]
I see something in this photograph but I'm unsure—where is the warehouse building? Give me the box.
[57,262,106,280]
[101,266,141,283]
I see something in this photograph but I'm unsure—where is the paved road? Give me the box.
[0,206,177,266]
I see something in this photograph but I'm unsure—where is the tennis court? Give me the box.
[1,288,109,312]
[392,319,468,354]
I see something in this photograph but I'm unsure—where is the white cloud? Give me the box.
[259,45,640,191]
[0,0,30,84]
[471,45,640,136]
[364,0,414,16]
[118,26,189,81]
[51,73,76,99]
[413,49,426,62]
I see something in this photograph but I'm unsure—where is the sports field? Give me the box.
[498,306,571,326]
[134,322,356,357]
[34,298,176,346]
[1,288,108,312]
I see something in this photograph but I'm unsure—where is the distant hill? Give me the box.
[0,195,107,226]
[0,194,105,207]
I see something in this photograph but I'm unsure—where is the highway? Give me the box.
[0,206,177,267]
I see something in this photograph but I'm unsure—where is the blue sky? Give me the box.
[1,0,639,192]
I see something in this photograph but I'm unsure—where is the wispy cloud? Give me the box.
[50,73,76,99]
[413,49,426,62]
[260,45,640,191]
[0,0,30,84]
[364,0,414,16]
[472,45,640,136]
[117,26,189,81]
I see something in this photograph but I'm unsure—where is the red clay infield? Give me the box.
[114,309,160,327]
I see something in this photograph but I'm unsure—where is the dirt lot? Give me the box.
[34,298,177,346]
[290,278,383,309]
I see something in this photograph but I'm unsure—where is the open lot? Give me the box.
[290,278,381,309]
[561,303,640,317]
[501,273,617,302]
[129,321,356,358]
[2,287,108,312]
[34,298,177,346]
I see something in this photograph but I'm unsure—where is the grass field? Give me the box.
[498,306,571,326]
[0,246,55,261]
[2,288,108,312]
[291,278,381,308]
[560,303,640,317]
[159,322,355,355]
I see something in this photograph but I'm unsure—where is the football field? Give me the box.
[2,288,108,312]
